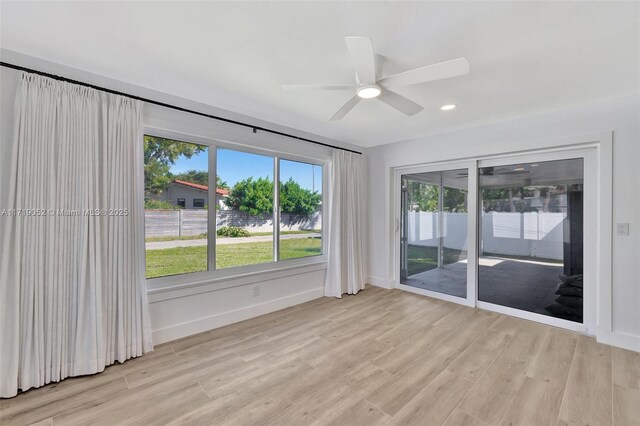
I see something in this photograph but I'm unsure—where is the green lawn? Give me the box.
[145,230,320,243]
[146,237,322,278]
[407,245,466,276]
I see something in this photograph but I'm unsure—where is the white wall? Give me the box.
[0,50,365,345]
[368,94,640,350]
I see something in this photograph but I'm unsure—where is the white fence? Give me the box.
[145,209,322,237]
[407,211,566,260]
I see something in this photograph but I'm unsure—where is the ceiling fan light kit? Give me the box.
[282,36,470,120]
[357,84,382,99]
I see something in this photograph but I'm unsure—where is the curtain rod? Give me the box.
[0,61,363,155]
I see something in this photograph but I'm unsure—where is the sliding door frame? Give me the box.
[394,160,478,307]
[391,133,612,337]
[475,147,597,334]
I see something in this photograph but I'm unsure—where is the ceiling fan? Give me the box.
[282,36,470,121]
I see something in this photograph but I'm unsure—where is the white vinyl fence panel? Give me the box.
[145,210,322,237]
[407,211,565,261]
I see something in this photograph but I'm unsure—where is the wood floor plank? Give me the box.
[216,394,294,426]
[612,384,640,426]
[437,311,501,352]
[367,345,461,416]
[0,374,128,426]
[3,286,635,426]
[326,398,390,426]
[200,358,312,399]
[270,384,369,426]
[526,328,577,388]
[52,380,209,425]
[390,370,473,426]
[612,347,640,390]
[575,334,611,360]
[341,361,394,392]
[443,409,491,426]
[456,327,547,424]
[446,329,512,383]
[372,325,454,374]
[558,351,612,426]
[499,376,563,426]
[124,351,243,389]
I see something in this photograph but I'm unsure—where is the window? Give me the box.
[144,136,208,279]
[216,147,274,269]
[144,134,325,281]
[279,159,323,260]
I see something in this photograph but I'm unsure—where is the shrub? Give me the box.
[216,226,251,238]
[144,199,181,210]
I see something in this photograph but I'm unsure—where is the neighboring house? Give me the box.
[165,180,230,209]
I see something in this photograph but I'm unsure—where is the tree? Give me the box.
[224,177,274,215]
[144,136,206,194]
[405,181,467,213]
[172,170,229,190]
[217,176,230,190]
[280,178,321,215]
[406,181,438,212]
[224,177,321,216]
[144,199,180,210]
[173,170,209,186]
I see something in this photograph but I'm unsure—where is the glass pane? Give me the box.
[279,159,323,260]
[144,136,209,279]
[400,169,468,298]
[216,147,274,269]
[478,158,584,322]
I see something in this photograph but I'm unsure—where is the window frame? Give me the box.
[193,198,205,208]
[143,127,328,292]
[176,198,186,208]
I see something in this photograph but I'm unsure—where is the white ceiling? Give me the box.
[1,1,638,148]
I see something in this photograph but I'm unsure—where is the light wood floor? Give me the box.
[2,286,639,426]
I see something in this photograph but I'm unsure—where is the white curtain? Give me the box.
[324,150,367,297]
[0,72,152,398]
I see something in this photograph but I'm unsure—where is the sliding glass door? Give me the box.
[399,167,473,300]
[396,149,594,331]
[477,158,584,322]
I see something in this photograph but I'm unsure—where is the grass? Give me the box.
[250,230,320,237]
[407,245,466,276]
[145,237,322,278]
[145,234,207,243]
[144,229,320,243]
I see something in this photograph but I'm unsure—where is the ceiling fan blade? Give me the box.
[344,36,376,84]
[329,95,361,121]
[378,90,424,116]
[281,85,355,91]
[379,57,470,89]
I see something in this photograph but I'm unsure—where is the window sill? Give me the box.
[147,258,327,303]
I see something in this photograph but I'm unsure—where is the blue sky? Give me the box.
[170,148,322,193]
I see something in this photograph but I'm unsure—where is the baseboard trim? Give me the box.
[597,329,640,352]
[366,276,392,289]
[151,287,324,345]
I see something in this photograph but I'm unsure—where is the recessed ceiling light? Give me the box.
[514,167,525,171]
[440,104,456,111]
[531,164,539,167]
[357,85,381,99]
